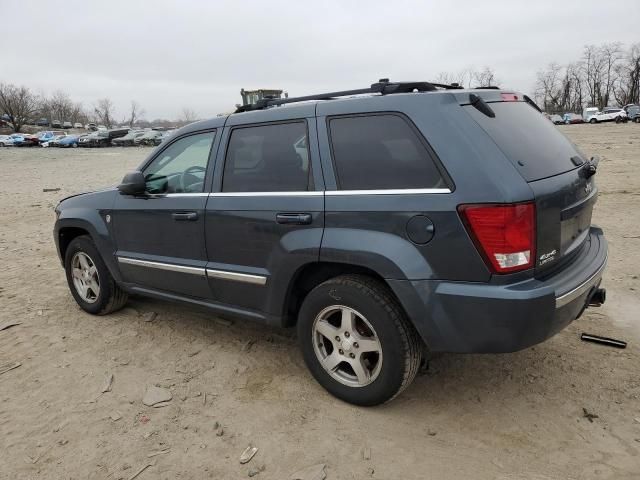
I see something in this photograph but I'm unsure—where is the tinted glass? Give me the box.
[222,122,311,192]
[143,131,215,194]
[464,102,583,182]
[328,114,445,190]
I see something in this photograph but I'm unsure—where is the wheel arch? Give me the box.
[281,261,403,328]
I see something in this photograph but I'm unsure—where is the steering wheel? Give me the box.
[179,165,206,192]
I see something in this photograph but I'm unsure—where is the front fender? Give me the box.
[54,189,120,281]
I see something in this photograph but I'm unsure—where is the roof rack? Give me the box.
[234,78,463,113]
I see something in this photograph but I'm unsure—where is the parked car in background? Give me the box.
[588,108,627,124]
[154,130,175,145]
[97,125,107,131]
[549,114,563,125]
[58,135,81,148]
[74,122,83,129]
[15,134,40,147]
[0,135,15,147]
[626,105,640,123]
[134,130,163,146]
[8,133,25,146]
[582,107,599,122]
[81,128,129,147]
[63,121,73,129]
[36,118,50,127]
[37,131,66,145]
[52,120,62,128]
[86,123,98,131]
[112,131,145,147]
[79,132,99,146]
[42,135,68,147]
[563,113,583,124]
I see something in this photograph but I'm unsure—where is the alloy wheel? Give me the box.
[312,305,383,387]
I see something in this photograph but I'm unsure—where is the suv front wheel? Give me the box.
[297,275,422,406]
[64,235,128,315]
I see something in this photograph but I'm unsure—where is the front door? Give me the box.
[112,130,218,298]
[205,107,324,320]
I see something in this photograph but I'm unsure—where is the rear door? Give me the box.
[463,97,596,275]
[205,106,324,318]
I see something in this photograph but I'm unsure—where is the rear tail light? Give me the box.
[500,93,519,102]
[458,202,535,274]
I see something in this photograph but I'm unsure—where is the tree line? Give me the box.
[2,43,639,132]
[535,42,640,114]
[0,85,199,133]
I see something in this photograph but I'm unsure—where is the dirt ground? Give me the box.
[0,124,639,480]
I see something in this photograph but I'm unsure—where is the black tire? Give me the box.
[589,118,597,124]
[297,274,422,406]
[616,116,621,124]
[64,235,128,315]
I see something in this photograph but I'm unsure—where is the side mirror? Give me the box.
[118,171,146,195]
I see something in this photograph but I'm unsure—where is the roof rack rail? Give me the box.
[234,78,463,113]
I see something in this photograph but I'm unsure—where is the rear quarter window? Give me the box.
[328,114,447,190]
[464,101,585,182]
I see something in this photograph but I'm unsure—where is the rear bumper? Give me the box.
[389,226,607,353]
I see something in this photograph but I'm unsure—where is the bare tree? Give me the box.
[601,42,623,108]
[614,43,640,106]
[0,83,39,132]
[472,66,499,87]
[128,100,144,127]
[94,98,115,128]
[535,62,564,112]
[180,107,197,124]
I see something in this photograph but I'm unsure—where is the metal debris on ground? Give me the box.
[362,446,371,460]
[147,448,170,458]
[128,461,155,480]
[582,407,599,422]
[289,463,327,480]
[101,373,114,393]
[0,321,21,331]
[0,361,21,376]
[239,445,259,464]
[580,333,627,349]
[42,188,61,192]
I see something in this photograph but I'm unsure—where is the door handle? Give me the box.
[172,212,198,221]
[276,213,312,225]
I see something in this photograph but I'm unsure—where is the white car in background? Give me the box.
[0,135,15,147]
[586,107,628,124]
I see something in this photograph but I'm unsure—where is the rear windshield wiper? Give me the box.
[581,155,600,179]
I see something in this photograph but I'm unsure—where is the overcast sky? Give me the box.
[3,0,639,120]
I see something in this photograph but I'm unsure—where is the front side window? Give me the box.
[222,122,311,192]
[143,131,215,194]
[328,114,446,190]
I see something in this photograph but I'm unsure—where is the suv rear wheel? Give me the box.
[64,235,128,315]
[297,275,422,406]
[589,118,597,124]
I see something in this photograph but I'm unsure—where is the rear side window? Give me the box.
[222,122,311,192]
[328,114,446,190]
[464,101,584,182]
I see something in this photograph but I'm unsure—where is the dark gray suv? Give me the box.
[54,80,607,405]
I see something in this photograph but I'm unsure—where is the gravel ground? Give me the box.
[0,124,639,479]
